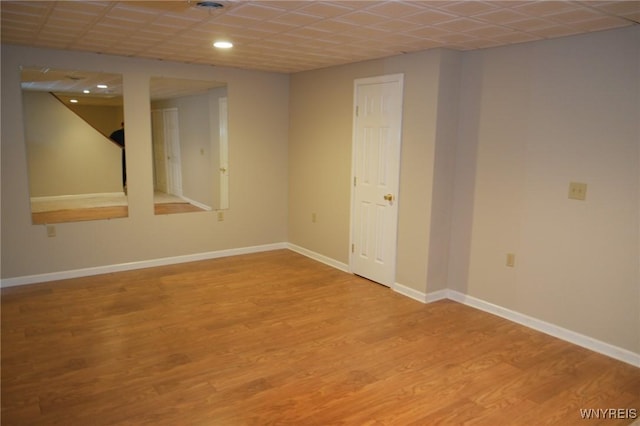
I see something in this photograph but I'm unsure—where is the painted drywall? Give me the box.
[425,49,461,293]
[1,45,289,279]
[68,103,124,138]
[289,49,458,294]
[22,91,123,197]
[449,27,640,353]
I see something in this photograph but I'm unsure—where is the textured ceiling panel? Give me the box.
[1,1,638,73]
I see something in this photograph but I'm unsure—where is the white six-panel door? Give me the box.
[351,74,403,286]
[350,74,404,287]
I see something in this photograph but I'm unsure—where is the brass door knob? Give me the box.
[384,194,394,201]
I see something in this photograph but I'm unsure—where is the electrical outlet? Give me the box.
[506,253,515,267]
[217,211,224,221]
[311,213,317,223]
[568,182,587,201]
[46,225,56,237]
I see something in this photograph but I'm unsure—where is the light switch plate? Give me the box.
[506,253,515,267]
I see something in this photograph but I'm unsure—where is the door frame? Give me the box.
[218,96,229,210]
[349,73,404,286]
[162,108,183,197]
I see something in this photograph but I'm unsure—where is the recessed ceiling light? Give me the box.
[83,89,90,94]
[196,1,224,8]
[70,99,78,103]
[213,41,233,49]
[97,84,108,89]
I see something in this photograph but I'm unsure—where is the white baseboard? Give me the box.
[446,290,640,368]
[393,283,449,303]
[2,244,637,368]
[384,281,640,368]
[287,249,639,367]
[180,196,212,211]
[286,243,350,272]
[0,242,287,288]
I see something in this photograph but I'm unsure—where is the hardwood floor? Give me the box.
[154,203,206,215]
[31,203,205,224]
[2,250,638,425]
[32,206,129,224]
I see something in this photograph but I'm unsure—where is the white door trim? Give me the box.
[218,96,229,210]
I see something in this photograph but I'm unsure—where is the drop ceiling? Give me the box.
[2,1,639,74]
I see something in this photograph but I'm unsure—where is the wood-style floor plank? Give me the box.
[32,206,129,224]
[2,250,639,425]
[31,203,205,224]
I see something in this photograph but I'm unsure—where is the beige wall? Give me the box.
[289,49,454,293]
[68,103,124,138]
[289,27,639,354]
[1,45,289,278]
[448,27,639,353]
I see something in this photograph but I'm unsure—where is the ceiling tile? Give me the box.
[490,31,542,44]
[334,11,390,26]
[586,1,640,15]
[402,9,459,24]
[397,38,443,51]
[462,38,504,49]
[506,17,556,31]
[407,26,455,39]
[107,4,158,22]
[295,38,342,49]
[153,13,201,27]
[212,13,261,28]
[1,12,43,26]
[323,32,368,45]
[343,26,394,40]
[364,1,426,18]
[436,1,499,16]
[307,19,359,33]
[472,8,530,24]
[570,15,632,31]
[435,32,479,43]
[546,7,602,24]
[530,25,583,39]
[435,18,491,32]
[248,20,296,34]
[4,1,52,16]
[374,32,423,45]
[296,2,355,19]
[271,12,323,27]
[373,18,425,32]
[1,0,638,74]
[287,26,334,40]
[465,24,516,38]
[513,1,578,16]
[226,3,287,20]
